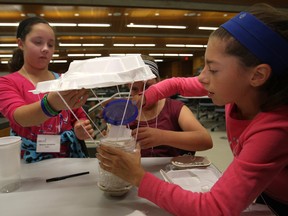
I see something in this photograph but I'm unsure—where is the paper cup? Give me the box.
[0,136,21,193]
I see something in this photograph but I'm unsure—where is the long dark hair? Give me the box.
[8,16,51,72]
[211,3,288,111]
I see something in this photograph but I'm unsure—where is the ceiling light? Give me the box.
[184,13,196,17]
[59,43,81,47]
[164,54,178,56]
[0,23,19,26]
[127,24,157,28]
[149,54,163,56]
[78,23,110,27]
[27,13,36,17]
[198,26,218,31]
[85,54,102,57]
[68,54,85,57]
[52,54,59,57]
[166,44,206,48]
[113,12,121,16]
[0,54,12,57]
[50,23,77,27]
[179,54,193,56]
[65,54,102,57]
[113,44,134,47]
[158,25,186,29]
[127,23,186,29]
[166,44,185,47]
[185,44,205,48]
[0,44,17,47]
[50,60,67,63]
[134,44,155,47]
[82,44,104,47]
[149,53,193,57]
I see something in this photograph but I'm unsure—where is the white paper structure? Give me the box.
[31,55,156,94]
[105,125,133,141]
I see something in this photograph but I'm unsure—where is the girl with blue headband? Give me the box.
[97,3,288,215]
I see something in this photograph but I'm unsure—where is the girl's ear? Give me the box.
[250,64,271,87]
[17,38,23,50]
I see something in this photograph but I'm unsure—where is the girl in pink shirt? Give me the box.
[97,3,288,215]
[0,16,93,162]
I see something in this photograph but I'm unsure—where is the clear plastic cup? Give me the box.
[0,136,21,193]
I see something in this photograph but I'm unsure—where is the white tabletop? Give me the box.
[0,157,273,216]
[0,157,172,216]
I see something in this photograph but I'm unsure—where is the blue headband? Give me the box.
[221,12,288,75]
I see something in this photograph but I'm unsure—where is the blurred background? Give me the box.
[0,0,287,77]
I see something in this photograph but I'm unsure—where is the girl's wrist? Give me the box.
[47,93,61,112]
[41,94,61,117]
[133,169,146,187]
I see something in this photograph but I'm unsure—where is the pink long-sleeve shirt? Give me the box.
[138,77,288,215]
[0,71,86,141]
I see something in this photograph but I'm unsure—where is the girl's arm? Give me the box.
[13,89,88,127]
[144,77,207,107]
[133,105,213,151]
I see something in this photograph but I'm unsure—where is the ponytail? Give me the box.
[8,49,24,73]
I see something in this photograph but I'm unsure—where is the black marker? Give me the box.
[46,171,90,183]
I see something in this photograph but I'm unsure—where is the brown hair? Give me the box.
[210,3,288,111]
[8,16,52,72]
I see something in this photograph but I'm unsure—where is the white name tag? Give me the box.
[36,135,61,153]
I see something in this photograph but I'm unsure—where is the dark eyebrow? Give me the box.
[205,59,219,65]
[206,59,212,64]
[33,36,54,42]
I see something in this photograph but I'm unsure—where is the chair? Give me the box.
[198,98,215,120]
[210,107,226,131]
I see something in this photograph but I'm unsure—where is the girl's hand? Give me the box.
[96,143,145,186]
[48,88,89,111]
[132,127,163,149]
[74,119,94,140]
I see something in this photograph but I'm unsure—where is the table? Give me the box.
[0,158,274,216]
[177,95,211,119]
[0,158,172,216]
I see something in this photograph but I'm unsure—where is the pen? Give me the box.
[46,171,90,183]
